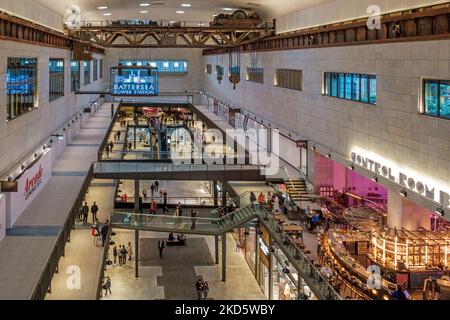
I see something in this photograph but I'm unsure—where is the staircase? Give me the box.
[286,178,310,202]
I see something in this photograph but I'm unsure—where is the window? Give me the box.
[119,60,188,73]
[275,69,302,91]
[71,61,80,92]
[423,79,450,118]
[99,59,104,79]
[84,61,91,85]
[206,64,212,74]
[6,57,37,120]
[324,72,377,105]
[93,59,98,82]
[49,59,64,102]
[246,67,264,84]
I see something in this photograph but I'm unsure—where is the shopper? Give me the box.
[82,202,89,223]
[249,192,257,204]
[150,199,157,215]
[158,239,165,258]
[117,130,121,141]
[112,245,118,264]
[154,180,160,192]
[258,192,265,205]
[127,241,133,261]
[118,245,124,265]
[103,276,112,296]
[195,279,204,300]
[143,188,147,199]
[91,202,99,223]
[150,183,156,196]
[120,245,128,265]
[190,209,197,230]
[203,281,209,300]
[109,141,114,152]
[100,220,109,247]
[177,203,183,216]
[105,144,110,158]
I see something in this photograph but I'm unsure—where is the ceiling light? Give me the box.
[372,176,378,183]
[103,13,112,16]
[349,163,355,170]
[97,6,108,10]
[140,3,150,6]
[198,23,205,26]
[223,8,233,11]
[176,11,185,14]
[181,3,191,7]
[140,10,148,13]
[400,190,407,198]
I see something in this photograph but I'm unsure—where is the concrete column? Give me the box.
[135,230,139,278]
[221,233,227,282]
[111,103,114,119]
[268,236,273,300]
[255,228,260,279]
[213,181,218,207]
[307,142,316,188]
[215,235,219,264]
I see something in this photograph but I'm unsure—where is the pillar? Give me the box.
[111,103,114,119]
[135,230,139,278]
[307,141,316,187]
[213,181,218,207]
[268,235,273,300]
[221,181,227,206]
[215,235,219,264]
[134,179,140,213]
[221,233,227,282]
[255,227,260,279]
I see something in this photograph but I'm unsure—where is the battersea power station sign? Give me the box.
[351,151,450,208]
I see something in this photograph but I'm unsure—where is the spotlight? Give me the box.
[435,207,444,216]
[372,176,378,183]
[310,145,316,151]
[7,176,13,182]
[21,164,25,170]
[50,139,53,144]
[63,128,66,131]
[42,145,46,150]
[34,153,38,158]
[349,163,355,170]
[68,124,70,127]
[400,190,407,198]
[327,153,332,159]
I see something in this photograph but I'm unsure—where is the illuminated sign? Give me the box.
[351,150,450,207]
[259,237,269,256]
[24,165,43,200]
[110,66,159,96]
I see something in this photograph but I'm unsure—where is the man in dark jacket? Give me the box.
[91,202,99,223]
[82,202,89,223]
[100,220,109,247]
[158,240,165,258]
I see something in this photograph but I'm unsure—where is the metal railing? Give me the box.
[210,191,251,217]
[98,100,122,161]
[96,228,111,300]
[31,164,94,300]
[116,196,215,207]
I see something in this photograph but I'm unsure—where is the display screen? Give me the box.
[110,66,159,96]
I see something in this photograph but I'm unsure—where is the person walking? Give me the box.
[117,130,121,141]
[103,276,112,296]
[91,202,99,223]
[120,245,128,265]
[109,141,114,152]
[100,220,109,247]
[195,279,204,300]
[249,192,257,204]
[105,144,110,158]
[127,241,133,261]
[203,281,209,300]
[143,188,147,199]
[118,245,124,265]
[112,245,118,264]
[258,192,265,205]
[177,203,183,217]
[82,202,89,224]
[190,209,197,230]
[158,239,165,258]
[154,180,160,192]
[150,183,156,196]
[150,198,157,215]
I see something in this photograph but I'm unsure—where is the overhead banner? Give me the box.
[7,149,52,227]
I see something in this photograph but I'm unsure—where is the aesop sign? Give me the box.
[351,151,450,207]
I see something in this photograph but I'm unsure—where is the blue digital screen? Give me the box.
[7,74,33,95]
[110,67,159,96]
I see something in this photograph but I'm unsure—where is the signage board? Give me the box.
[110,66,159,96]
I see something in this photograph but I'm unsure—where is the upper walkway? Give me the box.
[0,103,115,300]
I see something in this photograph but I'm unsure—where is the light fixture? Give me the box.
[310,145,316,151]
[349,163,355,170]
[7,176,13,182]
[97,6,108,10]
[139,3,150,6]
[435,207,445,216]
[140,10,148,13]
[176,10,185,14]
[372,176,378,183]
[103,13,112,16]
[327,153,332,159]
[21,164,25,170]
[223,8,233,11]
[181,3,191,7]
[400,190,407,198]
[34,153,38,158]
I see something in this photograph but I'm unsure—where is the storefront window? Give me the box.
[6,57,38,120]
[120,60,188,73]
[423,79,450,118]
[49,59,64,102]
[99,59,104,79]
[244,227,256,275]
[70,61,80,92]
[324,72,376,105]
[93,59,98,82]
[84,61,91,85]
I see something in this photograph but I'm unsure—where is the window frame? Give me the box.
[324,71,377,106]
[422,78,450,119]
[6,57,38,121]
[49,58,65,102]
[84,60,91,85]
[275,68,302,91]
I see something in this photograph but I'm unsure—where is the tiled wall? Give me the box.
[0,40,106,174]
[203,39,450,194]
